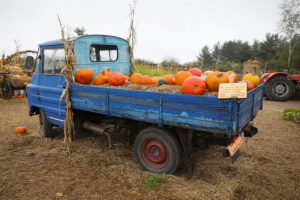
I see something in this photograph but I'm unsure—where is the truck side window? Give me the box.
[43,48,66,74]
[90,44,118,62]
[34,48,40,72]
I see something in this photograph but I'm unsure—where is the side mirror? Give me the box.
[25,56,34,69]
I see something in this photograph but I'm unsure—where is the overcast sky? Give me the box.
[0,0,282,64]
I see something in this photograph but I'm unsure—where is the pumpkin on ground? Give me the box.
[205,71,229,91]
[130,73,143,84]
[163,74,175,85]
[94,74,108,85]
[15,126,27,134]
[242,73,260,87]
[188,68,202,76]
[108,72,126,86]
[141,75,154,85]
[175,71,192,86]
[225,71,238,83]
[75,68,94,84]
[182,76,206,95]
[239,80,255,91]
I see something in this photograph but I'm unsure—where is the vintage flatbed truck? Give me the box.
[26,35,263,178]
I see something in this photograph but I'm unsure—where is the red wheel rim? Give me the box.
[141,138,169,169]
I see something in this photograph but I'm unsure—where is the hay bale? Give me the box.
[243,60,261,75]
[9,74,31,88]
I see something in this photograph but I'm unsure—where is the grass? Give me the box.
[283,108,300,124]
[135,64,178,76]
[143,174,167,190]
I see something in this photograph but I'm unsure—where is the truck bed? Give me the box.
[70,84,264,136]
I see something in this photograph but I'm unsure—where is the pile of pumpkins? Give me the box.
[75,68,260,96]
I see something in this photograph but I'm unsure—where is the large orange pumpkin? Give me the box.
[94,74,108,85]
[75,68,94,84]
[108,72,126,86]
[188,68,202,76]
[225,71,238,83]
[163,74,175,85]
[141,75,154,85]
[205,71,229,91]
[182,76,206,95]
[175,71,192,85]
[15,126,27,134]
[130,73,143,84]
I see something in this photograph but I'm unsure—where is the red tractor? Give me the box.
[260,71,300,101]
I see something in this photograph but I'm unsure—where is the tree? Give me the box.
[199,45,213,66]
[259,33,281,65]
[212,42,221,69]
[74,27,87,36]
[279,0,300,70]
[251,40,261,60]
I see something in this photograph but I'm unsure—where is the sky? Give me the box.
[0,0,282,64]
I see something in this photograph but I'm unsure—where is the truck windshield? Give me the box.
[43,48,66,74]
[90,44,118,62]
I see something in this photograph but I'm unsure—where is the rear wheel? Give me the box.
[1,79,12,100]
[39,109,53,138]
[265,76,295,101]
[134,127,181,174]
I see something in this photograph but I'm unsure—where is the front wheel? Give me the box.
[134,127,181,174]
[39,109,53,138]
[265,76,296,101]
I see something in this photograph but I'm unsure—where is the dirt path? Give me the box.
[0,99,299,200]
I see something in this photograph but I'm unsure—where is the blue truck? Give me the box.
[26,35,263,178]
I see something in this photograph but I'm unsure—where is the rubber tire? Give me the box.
[265,76,296,101]
[1,79,12,100]
[134,127,181,174]
[39,109,53,138]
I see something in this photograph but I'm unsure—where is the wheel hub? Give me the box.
[273,82,288,97]
[142,139,168,169]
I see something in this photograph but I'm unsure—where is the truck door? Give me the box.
[39,46,66,126]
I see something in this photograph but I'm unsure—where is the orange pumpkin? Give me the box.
[205,71,229,91]
[75,68,94,84]
[182,76,206,95]
[175,71,192,86]
[94,74,108,85]
[225,71,238,83]
[151,77,162,85]
[130,73,143,84]
[141,75,154,85]
[15,126,27,134]
[163,74,175,85]
[188,68,202,76]
[102,68,112,78]
[108,72,126,86]
[239,80,255,91]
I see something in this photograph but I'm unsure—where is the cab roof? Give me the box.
[38,35,128,47]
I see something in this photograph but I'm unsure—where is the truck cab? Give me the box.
[27,35,131,126]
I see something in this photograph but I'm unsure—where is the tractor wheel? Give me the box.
[265,76,296,101]
[134,127,181,174]
[39,109,53,138]
[1,79,12,100]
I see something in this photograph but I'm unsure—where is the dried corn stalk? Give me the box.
[128,0,137,73]
[58,16,75,153]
